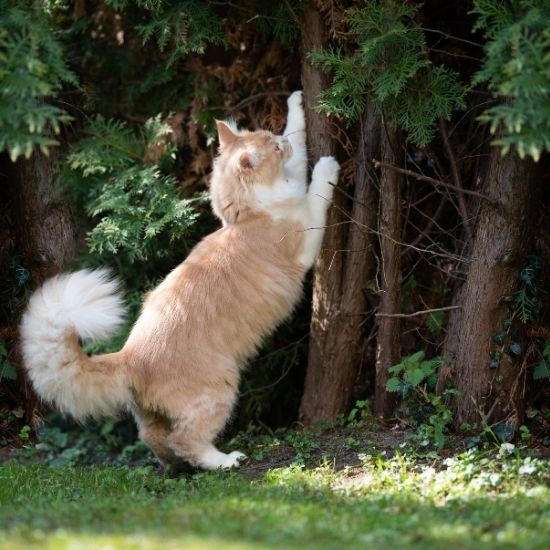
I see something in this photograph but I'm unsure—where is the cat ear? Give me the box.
[216,120,239,149]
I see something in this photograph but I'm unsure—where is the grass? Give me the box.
[1,446,550,549]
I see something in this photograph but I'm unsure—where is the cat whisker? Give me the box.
[283,130,305,138]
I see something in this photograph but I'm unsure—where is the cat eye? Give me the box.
[274,144,280,151]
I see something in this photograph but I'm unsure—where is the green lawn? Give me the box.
[1,449,549,549]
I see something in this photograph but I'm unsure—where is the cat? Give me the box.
[20,91,340,470]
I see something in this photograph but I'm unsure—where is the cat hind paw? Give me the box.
[223,451,247,468]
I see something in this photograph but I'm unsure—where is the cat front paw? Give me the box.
[286,91,305,134]
[287,90,303,110]
[316,156,340,184]
[310,156,340,201]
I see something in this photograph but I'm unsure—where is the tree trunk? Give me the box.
[373,122,403,418]
[298,3,380,425]
[3,147,75,425]
[442,148,541,428]
[8,150,75,282]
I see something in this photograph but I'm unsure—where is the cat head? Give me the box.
[210,121,292,224]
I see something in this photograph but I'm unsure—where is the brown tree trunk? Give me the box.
[442,148,541,428]
[298,3,380,425]
[9,150,75,282]
[3,147,75,425]
[373,122,403,418]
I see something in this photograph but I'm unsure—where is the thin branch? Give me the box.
[429,47,483,63]
[439,117,473,241]
[330,199,468,263]
[375,305,461,318]
[225,92,290,116]
[422,27,483,48]
[372,159,495,203]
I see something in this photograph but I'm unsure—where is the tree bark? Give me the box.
[3,147,75,424]
[442,148,541,427]
[298,3,380,425]
[8,150,75,282]
[373,122,403,418]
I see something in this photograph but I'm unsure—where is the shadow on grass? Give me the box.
[0,461,549,549]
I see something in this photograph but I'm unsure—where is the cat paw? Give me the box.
[310,156,340,201]
[197,448,247,470]
[287,90,303,109]
[286,91,305,134]
[226,451,247,468]
[315,156,340,184]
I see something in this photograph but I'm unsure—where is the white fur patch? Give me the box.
[199,448,246,470]
[20,269,129,420]
[253,177,307,220]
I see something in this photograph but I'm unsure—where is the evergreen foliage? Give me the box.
[472,0,550,161]
[0,0,76,161]
[104,0,224,66]
[310,1,466,146]
[64,115,201,264]
[256,1,301,48]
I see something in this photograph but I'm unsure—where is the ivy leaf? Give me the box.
[508,342,522,356]
[0,362,17,381]
[489,351,501,369]
[533,361,550,381]
[501,318,512,330]
[493,420,515,442]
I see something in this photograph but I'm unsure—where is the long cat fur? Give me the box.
[20,91,340,470]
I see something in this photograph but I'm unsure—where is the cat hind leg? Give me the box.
[166,394,246,470]
[134,410,187,470]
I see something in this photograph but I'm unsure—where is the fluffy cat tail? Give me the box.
[20,269,131,421]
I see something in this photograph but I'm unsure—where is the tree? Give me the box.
[441,0,550,428]
[1,0,549,441]
[299,1,381,425]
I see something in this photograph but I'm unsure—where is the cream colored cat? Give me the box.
[20,91,340,470]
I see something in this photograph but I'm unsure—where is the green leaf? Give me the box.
[404,367,426,387]
[501,318,512,330]
[489,351,501,369]
[533,361,550,381]
[508,342,522,356]
[385,377,401,392]
[404,350,425,367]
[0,362,17,381]
[425,311,445,335]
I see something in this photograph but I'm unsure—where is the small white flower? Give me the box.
[489,473,501,486]
[519,459,537,476]
[498,443,515,457]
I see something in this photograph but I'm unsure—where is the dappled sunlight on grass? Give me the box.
[1,450,549,549]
